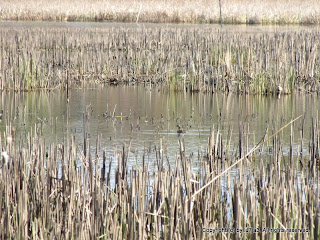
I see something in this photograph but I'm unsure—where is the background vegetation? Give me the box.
[0,0,320,24]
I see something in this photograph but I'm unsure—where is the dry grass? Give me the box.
[0,114,319,239]
[0,26,320,94]
[0,0,320,24]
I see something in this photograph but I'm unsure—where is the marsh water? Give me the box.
[1,23,319,239]
[1,22,319,168]
[1,85,319,165]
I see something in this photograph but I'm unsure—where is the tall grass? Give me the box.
[0,26,319,94]
[0,0,320,24]
[0,115,319,238]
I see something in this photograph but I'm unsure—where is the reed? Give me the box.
[0,0,320,24]
[0,26,319,94]
[0,114,319,239]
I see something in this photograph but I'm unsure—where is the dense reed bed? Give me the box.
[0,114,319,239]
[0,0,320,24]
[0,26,320,94]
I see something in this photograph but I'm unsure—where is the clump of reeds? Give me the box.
[0,0,320,24]
[0,115,319,239]
[0,26,319,94]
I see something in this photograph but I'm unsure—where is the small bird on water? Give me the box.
[277,85,283,95]
[177,125,187,134]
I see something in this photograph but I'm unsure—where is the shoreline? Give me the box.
[1,0,320,25]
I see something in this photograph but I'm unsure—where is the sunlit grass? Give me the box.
[0,0,319,24]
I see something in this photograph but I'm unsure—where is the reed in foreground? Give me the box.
[0,0,320,24]
[0,115,319,239]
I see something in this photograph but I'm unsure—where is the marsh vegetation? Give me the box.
[0,23,320,239]
[0,86,319,239]
[0,109,319,239]
[0,24,319,94]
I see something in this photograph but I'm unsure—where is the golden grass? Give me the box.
[0,0,320,24]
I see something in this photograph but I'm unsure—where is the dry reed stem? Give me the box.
[0,114,318,239]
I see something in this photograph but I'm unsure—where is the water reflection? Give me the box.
[0,86,318,164]
[0,21,318,32]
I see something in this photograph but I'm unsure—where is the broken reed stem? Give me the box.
[219,0,223,27]
[190,115,302,199]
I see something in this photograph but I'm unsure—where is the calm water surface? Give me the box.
[0,85,318,166]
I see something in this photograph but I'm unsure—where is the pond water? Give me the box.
[0,21,318,32]
[0,85,318,166]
